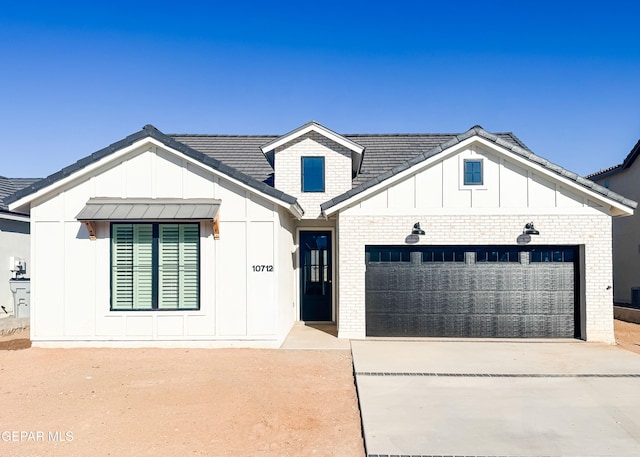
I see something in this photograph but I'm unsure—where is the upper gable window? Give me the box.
[301,157,325,192]
[463,159,483,185]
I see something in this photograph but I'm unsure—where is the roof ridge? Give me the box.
[6,125,300,211]
[169,133,279,138]
[170,131,518,138]
[321,126,637,213]
[585,165,622,179]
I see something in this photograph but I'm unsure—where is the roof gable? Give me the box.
[0,176,40,217]
[321,125,637,216]
[260,121,365,176]
[7,125,302,218]
[345,131,529,188]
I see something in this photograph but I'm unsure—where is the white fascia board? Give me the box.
[8,137,301,218]
[144,140,301,215]
[288,202,305,220]
[261,123,364,155]
[473,137,635,217]
[8,138,153,212]
[323,136,478,216]
[323,135,635,217]
[0,212,30,222]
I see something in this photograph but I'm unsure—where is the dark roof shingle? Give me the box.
[6,123,634,215]
[0,177,40,212]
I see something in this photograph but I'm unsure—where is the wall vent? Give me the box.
[631,287,640,308]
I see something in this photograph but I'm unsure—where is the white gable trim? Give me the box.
[260,122,364,155]
[8,137,304,218]
[322,136,635,217]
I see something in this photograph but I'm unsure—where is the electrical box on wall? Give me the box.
[9,257,26,278]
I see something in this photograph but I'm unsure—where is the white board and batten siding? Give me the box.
[29,144,294,346]
[336,143,617,343]
[346,144,606,216]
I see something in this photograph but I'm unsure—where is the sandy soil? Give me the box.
[0,329,364,457]
[614,319,640,355]
[2,320,638,457]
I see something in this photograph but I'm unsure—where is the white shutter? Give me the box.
[114,223,199,311]
[112,224,134,310]
[180,224,199,309]
[158,224,180,309]
[112,224,154,310]
[158,224,199,309]
[132,225,153,310]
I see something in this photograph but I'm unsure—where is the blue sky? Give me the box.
[1,1,639,179]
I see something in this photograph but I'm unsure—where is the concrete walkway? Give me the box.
[352,340,640,457]
[280,322,351,350]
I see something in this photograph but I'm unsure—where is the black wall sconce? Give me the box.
[412,222,425,236]
[523,222,540,236]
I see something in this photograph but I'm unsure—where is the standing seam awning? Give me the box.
[76,198,221,221]
[76,198,222,240]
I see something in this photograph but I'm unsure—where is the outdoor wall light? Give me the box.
[412,222,425,236]
[523,222,540,236]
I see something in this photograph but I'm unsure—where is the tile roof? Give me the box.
[170,135,276,186]
[0,176,40,212]
[171,131,529,189]
[346,132,529,187]
[320,125,637,212]
[6,126,299,211]
[586,137,640,180]
[6,123,635,216]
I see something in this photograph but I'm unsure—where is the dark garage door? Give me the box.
[365,245,578,338]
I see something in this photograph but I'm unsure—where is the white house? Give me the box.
[7,122,636,346]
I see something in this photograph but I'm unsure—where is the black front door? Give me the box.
[300,231,332,321]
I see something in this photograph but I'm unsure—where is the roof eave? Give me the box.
[0,210,30,222]
[260,121,365,155]
[8,125,302,218]
[322,128,637,217]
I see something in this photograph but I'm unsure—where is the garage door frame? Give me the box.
[365,245,582,339]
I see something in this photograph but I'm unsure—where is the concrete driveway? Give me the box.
[352,340,640,457]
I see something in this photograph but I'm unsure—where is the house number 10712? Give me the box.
[252,265,274,272]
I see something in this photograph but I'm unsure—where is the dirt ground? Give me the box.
[2,320,639,457]
[614,318,640,355]
[0,328,364,457]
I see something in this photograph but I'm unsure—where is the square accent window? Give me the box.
[302,157,325,192]
[464,159,483,185]
[111,223,200,311]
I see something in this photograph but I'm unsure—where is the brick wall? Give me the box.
[336,213,615,343]
[274,132,352,219]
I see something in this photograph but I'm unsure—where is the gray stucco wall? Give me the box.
[0,218,30,316]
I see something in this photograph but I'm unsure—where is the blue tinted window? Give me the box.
[464,160,483,185]
[302,157,325,192]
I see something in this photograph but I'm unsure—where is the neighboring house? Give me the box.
[588,138,640,306]
[6,122,636,347]
[0,176,39,317]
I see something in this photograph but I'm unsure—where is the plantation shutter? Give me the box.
[112,224,153,310]
[112,224,134,310]
[132,225,153,310]
[181,224,200,309]
[158,224,199,309]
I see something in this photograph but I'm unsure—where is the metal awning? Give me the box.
[76,198,221,240]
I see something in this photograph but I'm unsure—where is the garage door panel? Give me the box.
[367,313,576,338]
[365,245,578,338]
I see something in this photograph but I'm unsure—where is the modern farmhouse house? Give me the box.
[7,121,635,346]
